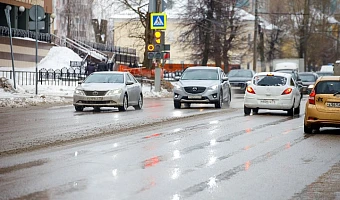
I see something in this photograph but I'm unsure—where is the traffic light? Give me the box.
[147,44,155,51]
[153,31,164,52]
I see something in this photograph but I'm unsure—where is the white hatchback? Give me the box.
[244,72,302,116]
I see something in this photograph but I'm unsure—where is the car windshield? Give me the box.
[84,73,124,83]
[315,81,340,94]
[228,70,253,78]
[300,74,316,82]
[181,69,219,80]
[253,75,287,86]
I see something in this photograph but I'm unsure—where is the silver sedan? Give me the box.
[73,71,143,112]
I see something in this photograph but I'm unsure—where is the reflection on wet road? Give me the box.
[0,96,340,200]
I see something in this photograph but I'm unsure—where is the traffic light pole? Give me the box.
[154,0,162,92]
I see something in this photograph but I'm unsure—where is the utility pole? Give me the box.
[303,0,309,72]
[252,0,258,72]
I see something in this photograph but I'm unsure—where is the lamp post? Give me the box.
[252,0,258,72]
[4,5,16,89]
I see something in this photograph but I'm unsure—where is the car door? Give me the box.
[290,77,301,107]
[126,73,139,104]
[220,70,229,101]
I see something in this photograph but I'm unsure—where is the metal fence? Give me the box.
[0,68,86,87]
[0,69,156,89]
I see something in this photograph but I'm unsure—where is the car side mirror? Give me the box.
[174,76,180,81]
[222,77,229,82]
[78,81,83,85]
[126,80,134,85]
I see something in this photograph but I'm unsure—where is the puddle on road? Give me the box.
[0,159,49,175]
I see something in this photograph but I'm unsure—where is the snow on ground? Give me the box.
[0,82,172,108]
[0,46,173,108]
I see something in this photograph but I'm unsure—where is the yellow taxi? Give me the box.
[304,76,340,133]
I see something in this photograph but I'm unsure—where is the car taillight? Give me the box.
[281,88,292,95]
[309,90,316,105]
[246,86,255,94]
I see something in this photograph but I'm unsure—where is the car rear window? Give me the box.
[228,70,253,78]
[315,81,340,94]
[300,75,316,82]
[253,75,287,86]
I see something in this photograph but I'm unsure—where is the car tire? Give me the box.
[224,92,231,108]
[174,101,181,109]
[253,108,259,115]
[93,106,101,112]
[304,124,313,134]
[118,94,128,111]
[75,106,84,112]
[133,94,143,110]
[215,92,223,109]
[294,104,300,115]
[244,106,251,115]
[287,101,295,116]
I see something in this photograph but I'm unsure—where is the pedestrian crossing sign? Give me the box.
[150,13,167,30]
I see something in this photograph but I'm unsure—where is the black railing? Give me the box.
[0,68,86,87]
[0,26,52,43]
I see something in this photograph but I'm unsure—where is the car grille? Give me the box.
[81,101,111,104]
[84,91,108,96]
[184,87,206,94]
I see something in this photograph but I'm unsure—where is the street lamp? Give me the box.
[4,5,16,89]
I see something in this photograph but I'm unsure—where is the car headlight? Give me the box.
[74,89,85,95]
[208,85,219,90]
[174,84,182,90]
[308,84,314,89]
[106,89,122,96]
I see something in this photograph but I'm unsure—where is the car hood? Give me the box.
[179,80,220,87]
[77,83,124,91]
[228,77,252,82]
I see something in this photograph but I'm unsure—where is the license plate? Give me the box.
[326,102,340,108]
[188,96,202,99]
[87,97,103,101]
[231,86,241,89]
[260,99,276,104]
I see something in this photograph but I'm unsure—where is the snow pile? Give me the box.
[38,47,83,71]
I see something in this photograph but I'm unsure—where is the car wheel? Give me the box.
[93,106,101,112]
[174,101,181,109]
[244,106,251,115]
[133,94,143,110]
[294,104,300,115]
[287,101,295,116]
[253,108,259,114]
[118,94,128,111]
[304,123,313,134]
[75,106,84,112]
[215,92,223,109]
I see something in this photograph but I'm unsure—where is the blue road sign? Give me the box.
[150,13,167,30]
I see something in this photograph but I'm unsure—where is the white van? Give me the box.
[320,65,334,72]
[274,62,299,71]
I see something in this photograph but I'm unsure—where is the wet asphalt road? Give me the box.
[0,94,340,200]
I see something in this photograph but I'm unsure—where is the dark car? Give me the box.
[298,72,319,94]
[316,71,334,77]
[227,69,255,92]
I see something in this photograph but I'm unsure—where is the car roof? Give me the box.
[93,71,126,74]
[318,76,340,81]
[254,72,292,78]
[186,66,220,70]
